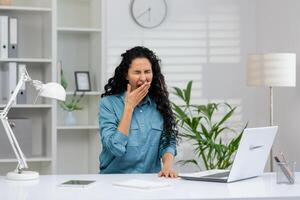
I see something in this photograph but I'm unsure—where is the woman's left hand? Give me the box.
[158,166,178,178]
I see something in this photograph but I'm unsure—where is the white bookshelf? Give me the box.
[56,0,101,174]
[0,0,54,176]
[0,0,102,175]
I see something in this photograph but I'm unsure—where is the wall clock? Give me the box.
[130,0,167,29]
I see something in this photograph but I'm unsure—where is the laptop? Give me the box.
[179,126,278,183]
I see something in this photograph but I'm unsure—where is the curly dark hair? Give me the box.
[101,46,179,145]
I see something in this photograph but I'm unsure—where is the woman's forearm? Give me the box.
[117,105,134,136]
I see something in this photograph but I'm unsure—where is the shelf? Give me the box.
[0,6,51,12]
[0,157,52,163]
[66,91,101,96]
[0,58,52,63]
[57,27,101,33]
[0,104,52,108]
[57,125,99,130]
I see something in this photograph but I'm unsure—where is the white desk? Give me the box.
[1,173,300,200]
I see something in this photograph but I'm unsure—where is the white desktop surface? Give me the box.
[1,173,300,200]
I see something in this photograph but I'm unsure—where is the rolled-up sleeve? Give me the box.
[159,133,177,158]
[99,97,128,157]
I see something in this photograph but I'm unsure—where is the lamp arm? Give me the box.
[0,69,32,118]
[0,68,32,173]
[0,118,28,172]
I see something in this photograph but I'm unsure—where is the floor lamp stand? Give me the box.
[270,86,274,171]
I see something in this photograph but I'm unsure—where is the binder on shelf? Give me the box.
[1,62,17,105]
[17,64,26,104]
[8,17,18,58]
[0,16,8,59]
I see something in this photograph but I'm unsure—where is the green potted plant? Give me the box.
[59,67,84,125]
[172,81,247,170]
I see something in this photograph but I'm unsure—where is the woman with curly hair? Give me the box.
[99,46,178,177]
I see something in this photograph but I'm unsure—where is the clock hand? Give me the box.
[148,7,151,22]
[136,7,151,19]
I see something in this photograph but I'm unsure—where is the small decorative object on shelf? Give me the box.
[59,67,85,125]
[75,71,91,92]
[59,91,84,112]
[64,111,76,126]
[0,0,11,6]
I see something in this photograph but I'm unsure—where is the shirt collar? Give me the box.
[120,92,152,106]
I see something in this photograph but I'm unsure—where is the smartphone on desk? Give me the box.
[59,180,96,188]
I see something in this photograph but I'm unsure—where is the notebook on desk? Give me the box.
[113,179,171,189]
[179,126,278,183]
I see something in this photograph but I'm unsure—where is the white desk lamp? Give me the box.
[0,67,66,180]
[247,53,296,171]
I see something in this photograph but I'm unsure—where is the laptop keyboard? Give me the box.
[203,171,230,178]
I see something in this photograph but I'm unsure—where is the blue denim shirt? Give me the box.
[98,92,176,174]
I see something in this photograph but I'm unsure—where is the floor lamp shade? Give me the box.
[247,53,296,87]
[246,53,296,171]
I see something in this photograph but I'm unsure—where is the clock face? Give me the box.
[130,0,167,29]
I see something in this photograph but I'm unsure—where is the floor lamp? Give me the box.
[247,53,296,171]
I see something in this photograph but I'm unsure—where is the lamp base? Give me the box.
[6,170,39,181]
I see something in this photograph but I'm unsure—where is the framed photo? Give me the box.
[74,71,91,91]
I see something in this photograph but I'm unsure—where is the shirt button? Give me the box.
[140,110,143,112]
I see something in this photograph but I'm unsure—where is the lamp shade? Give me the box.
[247,53,296,87]
[39,82,66,101]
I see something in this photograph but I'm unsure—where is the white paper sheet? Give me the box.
[113,179,171,189]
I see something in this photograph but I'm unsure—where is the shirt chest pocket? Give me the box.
[128,124,140,146]
[150,122,163,146]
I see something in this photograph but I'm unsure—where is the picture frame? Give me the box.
[74,71,91,91]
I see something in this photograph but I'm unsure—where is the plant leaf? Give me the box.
[176,159,201,170]
[217,106,236,127]
[184,81,192,106]
[172,87,185,102]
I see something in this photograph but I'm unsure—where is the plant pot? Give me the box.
[65,111,76,126]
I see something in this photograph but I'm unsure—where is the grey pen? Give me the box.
[274,156,294,184]
[280,152,294,178]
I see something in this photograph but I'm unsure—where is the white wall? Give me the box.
[256,0,300,170]
[103,0,269,172]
